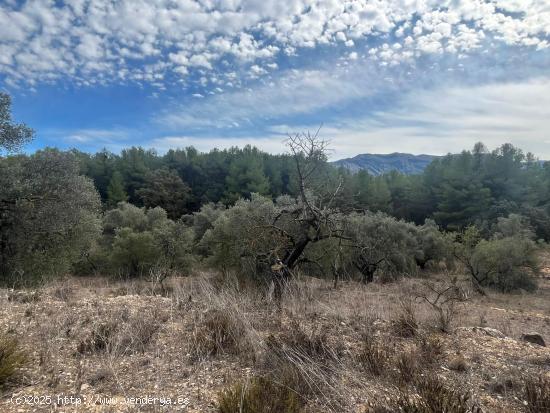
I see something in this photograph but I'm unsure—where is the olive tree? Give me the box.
[199,194,282,277]
[411,219,453,270]
[97,202,194,277]
[453,223,539,294]
[472,236,538,292]
[342,212,419,283]
[492,213,535,240]
[201,132,350,300]
[0,149,101,285]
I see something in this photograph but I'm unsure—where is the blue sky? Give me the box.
[1,0,550,160]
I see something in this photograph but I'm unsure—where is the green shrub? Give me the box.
[0,334,28,388]
[110,228,160,276]
[454,225,539,292]
[413,219,453,270]
[87,202,195,277]
[218,376,303,413]
[472,236,539,292]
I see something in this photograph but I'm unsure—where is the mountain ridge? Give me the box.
[332,152,439,175]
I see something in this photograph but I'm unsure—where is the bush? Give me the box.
[394,349,420,384]
[267,320,340,362]
[448,355,469,372]
[110,229,160,276]
[408,375,481,412]
[0,334,28,389]
[392,298,418,338]
[413,219,453,270]
[77,321,118,354]
[87,202,195,277]
[417,334,444,365]
[218,376,303,413]
[455,225,539,293]
[472,236,539,292]
[77,310,160,356]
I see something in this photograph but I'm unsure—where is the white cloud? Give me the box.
[159,64,382,129]
[148,74,550,158]
[61,128,130,144]
[0,0,548,88]
[296,77,550,159]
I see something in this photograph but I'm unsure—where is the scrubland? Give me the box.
[1,267,549,413]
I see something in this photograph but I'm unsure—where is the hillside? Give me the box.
[333,153,438,175]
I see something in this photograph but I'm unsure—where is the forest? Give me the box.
[73,140,550,238]
[0,91,547,298]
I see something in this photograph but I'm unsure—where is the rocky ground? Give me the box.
[0,271,549,412]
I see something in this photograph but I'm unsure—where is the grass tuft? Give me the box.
[218,376,303,413]
[0,334,28,389]
[524,375,550,413]
[357,336,390,377]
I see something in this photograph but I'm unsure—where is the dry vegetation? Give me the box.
[0,267,549,413]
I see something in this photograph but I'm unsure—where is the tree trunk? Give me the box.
[361,268,375,284]
[282,238,310,269]
[355,258,376,284]
[269,238,311,306]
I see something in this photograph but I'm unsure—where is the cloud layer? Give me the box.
[151,77,550,159]
[3,1,550,159]
[1,0,549,89]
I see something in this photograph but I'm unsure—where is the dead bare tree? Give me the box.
[267,130,348,302]
[415,275,470,332]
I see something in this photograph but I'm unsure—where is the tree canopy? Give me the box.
[0,93,34,153]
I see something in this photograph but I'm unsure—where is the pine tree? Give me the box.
[107,171,128,207]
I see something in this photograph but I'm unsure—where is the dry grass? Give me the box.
[218,375,303,413]
[524,375,550,413]
[0,272,549,412]
[77,308,161,356]
[0,333,28,389]
[394,347,421,384]
[368,374,481,413]
[448,354,469,372]
[357,335,390,377]
[392,297,419,338]
[190,309,247,359]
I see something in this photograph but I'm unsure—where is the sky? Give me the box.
[1,0,550,160]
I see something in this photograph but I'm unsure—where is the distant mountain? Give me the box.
[333,153,439,175]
